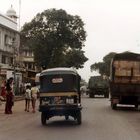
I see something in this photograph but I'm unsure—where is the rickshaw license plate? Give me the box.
[51,107,64,110]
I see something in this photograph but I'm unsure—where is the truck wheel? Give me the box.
[135,104,138,109]
[65,115,69,120]
[111,102,117,110]
[77,111,82,125]
[105,93,109,98]
[89,94,92,98]
[41,112,47,125]
[89,94,94,98]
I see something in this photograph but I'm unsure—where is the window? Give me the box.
[2,55,6,64]
[4,34,13,46]
[24,51,29,56]
[4,35,8,45]
[28,63,32,69]
[9,57,13,65]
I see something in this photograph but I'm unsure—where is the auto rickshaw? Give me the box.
[39,67,82,125]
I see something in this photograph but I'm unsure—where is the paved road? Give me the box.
[0,96,140,140]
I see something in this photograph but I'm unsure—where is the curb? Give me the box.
[14,96,24,101]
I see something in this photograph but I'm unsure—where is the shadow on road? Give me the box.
[42,119,81,127]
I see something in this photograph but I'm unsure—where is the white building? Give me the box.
[0,6,20,84]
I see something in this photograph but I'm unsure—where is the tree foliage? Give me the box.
[20,8,88,69]
[90,52,116,77]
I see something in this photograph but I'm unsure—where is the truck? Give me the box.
[88,76,109,98]
[110,52,140,109]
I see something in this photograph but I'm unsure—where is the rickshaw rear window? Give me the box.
[40,74,78,92]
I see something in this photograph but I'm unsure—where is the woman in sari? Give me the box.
[5,78,14,114]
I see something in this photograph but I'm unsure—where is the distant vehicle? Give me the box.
[80,85,87,95]
[88,76,109,98]
[110,52,140,109]
[39,67,82,125]
[35,73,40,89]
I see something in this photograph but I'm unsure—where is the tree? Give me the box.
[90,52,116,77]
[20,8,88,69]
[64,49,88,69]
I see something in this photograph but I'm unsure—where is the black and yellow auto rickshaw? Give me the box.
[39,67,82,125]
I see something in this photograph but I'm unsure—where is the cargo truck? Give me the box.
[110,52,140,109]
[88,76,109,98]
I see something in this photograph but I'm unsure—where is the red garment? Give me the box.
[1,87,6,98]
[5,91,14,114]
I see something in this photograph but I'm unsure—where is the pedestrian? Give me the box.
[0,80,6,100]
[24,85,31,112]
[0,95,4,105]
[31,82,39,113]
[5,78,14,114]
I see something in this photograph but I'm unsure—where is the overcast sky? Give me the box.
[1,0,140,82]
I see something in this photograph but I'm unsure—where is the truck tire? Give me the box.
[111,102,117,110]
[41,112,47,125]
[104,93,109,98]
[89,93,95,98]
[135,104,138,109]
[65,115,69,120]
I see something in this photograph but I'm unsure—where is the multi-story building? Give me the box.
[0,6,20,85]
[19,46,39,83]
[0,6,40,88]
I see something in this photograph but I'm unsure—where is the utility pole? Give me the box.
[18,0,21,30]
[12,41,16,95]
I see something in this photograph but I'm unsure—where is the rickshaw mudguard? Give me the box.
[39,104,82,112]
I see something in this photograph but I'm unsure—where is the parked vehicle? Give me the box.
[110,52,140,109]
[39,67,82,125]
[88,76,109,98]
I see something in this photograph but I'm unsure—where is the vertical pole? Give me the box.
[13,41,16,95]
[18,0,21,31]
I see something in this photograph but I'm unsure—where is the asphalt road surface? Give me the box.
[0,96,140,140]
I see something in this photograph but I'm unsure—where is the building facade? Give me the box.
[0,6,40,88]
[0,6,20,85]
[19,46,38,83]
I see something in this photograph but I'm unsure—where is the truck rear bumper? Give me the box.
[110,83,140,96]
[111,96,140,105]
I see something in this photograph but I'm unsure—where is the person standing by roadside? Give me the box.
[31,82,39,113]
[5,78,14,114]
[0,80,6,100]
[24,85,31,112]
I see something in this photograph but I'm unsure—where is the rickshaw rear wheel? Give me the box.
[41,112,47,125]
[65,115,69,120]
[77,111,82,125]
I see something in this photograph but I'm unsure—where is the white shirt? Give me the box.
[25,89,31,99]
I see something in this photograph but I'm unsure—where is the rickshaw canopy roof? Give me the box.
[40,67,79,76]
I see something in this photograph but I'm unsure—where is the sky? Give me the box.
[1,0,140,82]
